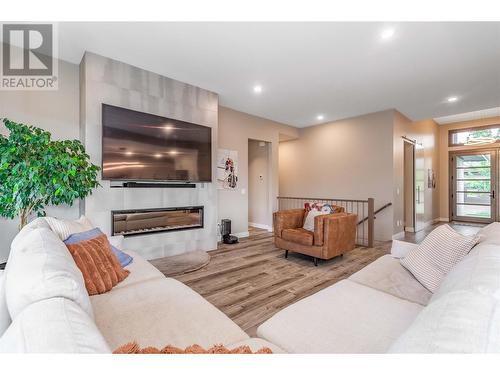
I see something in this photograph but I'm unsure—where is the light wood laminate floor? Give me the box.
[174,227,390,336]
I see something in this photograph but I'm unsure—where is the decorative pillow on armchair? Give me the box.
[302,208,325,232]
[400,224,478,292]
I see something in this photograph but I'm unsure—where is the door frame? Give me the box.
[403,138,416,232]
[449,148,497,223]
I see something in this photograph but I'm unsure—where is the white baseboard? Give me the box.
[392,231,405,240]
[438,217,450,222]
[248,222,273,232]
[404,226,415,233]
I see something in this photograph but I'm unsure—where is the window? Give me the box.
[449,125,500,146]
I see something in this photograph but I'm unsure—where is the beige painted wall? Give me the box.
[218,107,299,236]
[0,59,80,262]
[438,116,500,220]
[279,110,395,241]
[248,140,271,228]
[393,112,440,235]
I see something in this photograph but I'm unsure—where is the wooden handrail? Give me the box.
[357,202,392,225]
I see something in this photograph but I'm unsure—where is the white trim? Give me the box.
[392,231,405,240]
[404,226,415,233]
[233,231,250,238]
[248,222,273,232]
[438,217,450,222]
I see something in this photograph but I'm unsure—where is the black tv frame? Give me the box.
[101,103,212,183]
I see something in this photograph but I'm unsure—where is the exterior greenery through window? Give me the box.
[449,125,500,146]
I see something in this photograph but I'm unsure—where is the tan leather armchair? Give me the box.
[273,208,357,266]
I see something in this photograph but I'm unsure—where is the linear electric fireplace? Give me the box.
[111,206,204,237]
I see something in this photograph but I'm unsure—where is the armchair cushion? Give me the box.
[282,228,314,246]
[273,209,305,237]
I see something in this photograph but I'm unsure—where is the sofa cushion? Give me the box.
[0,271,10,336]
[0,298,110,353]
[282,228,314,246]
[349,255,432,306]
[477,222,500,245]
[389,290,500,353]
[400,224,478,292]
[114,250,165,290]
[44,215,94,241]
[90,277,249,350]
[257,279,422,353]
[5,227,93,319]
[431,243,500,304]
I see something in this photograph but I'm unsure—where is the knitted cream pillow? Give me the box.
[400,225,478,292]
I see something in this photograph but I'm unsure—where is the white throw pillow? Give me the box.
[44,215,93,241]
[400,225,478,293]
[0,298,110,353]
[0,271,11,337]
[302,209,324,232]
[5,227,94,320]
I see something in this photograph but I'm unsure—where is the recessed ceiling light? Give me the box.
[169,150,178,155]
[380,28,395,40]
[125,151,134,156]
[316,114,324,121]
[253,85,262,94]
[154,153,162,158]
[447,96,458,103]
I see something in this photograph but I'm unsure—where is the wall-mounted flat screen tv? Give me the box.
[102,104,212,182]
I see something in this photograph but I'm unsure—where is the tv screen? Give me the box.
[102,104,212,182]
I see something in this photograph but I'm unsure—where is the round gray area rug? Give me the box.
[149,251,210,277]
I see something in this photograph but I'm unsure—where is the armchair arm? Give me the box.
[273,209,305,238]
[313,212,349,245]
[322,213,357,258]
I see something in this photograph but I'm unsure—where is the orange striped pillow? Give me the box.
[65,233,129,295]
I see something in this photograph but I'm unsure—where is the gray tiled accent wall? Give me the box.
[80,52,218,260]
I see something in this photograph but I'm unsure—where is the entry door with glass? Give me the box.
[450,151,496,223]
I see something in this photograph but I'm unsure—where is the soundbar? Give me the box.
[111,181,197,188]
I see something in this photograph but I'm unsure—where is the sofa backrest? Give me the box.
[4,226,94,320]
[0,220,112,352]
[389,223,500,353]
[0,271,10,337]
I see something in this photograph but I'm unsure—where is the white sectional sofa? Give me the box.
[2,218,500,353]
[257,224,500,353]
[0,218,282,353]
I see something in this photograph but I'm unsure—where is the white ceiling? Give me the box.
[57,22,500,127]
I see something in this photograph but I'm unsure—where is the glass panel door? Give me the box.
[451,151,496,223]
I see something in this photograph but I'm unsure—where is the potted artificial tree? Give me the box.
[0,119,100,229]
